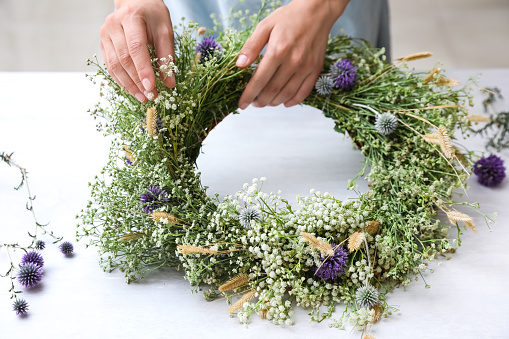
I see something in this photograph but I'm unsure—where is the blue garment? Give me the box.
[164,0,391,59]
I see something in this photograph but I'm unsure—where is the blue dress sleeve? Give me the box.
[163,0,390,59]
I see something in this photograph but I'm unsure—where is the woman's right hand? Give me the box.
[100,0,176,102]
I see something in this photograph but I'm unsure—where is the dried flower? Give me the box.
[229,290,256,313]
[315,245,348,280]
[35,240,45,250]
[348,232,366,252]
[362,334,376,339]
[375,113,398,135]
[196,36,222,62]
[371,304,382,323]
[330,59,357,91]
[446,211,476,232]
[219,273,250,292]
[437,77,460,87]
[300,232,334,256]
[397,51,432,62]
[468,114,490,123]
[59,241,74,256]
[197,27,207,35]
[366,221,380,235]
[13,298,29,316]
[314,75,334,95]
[151,212,179,224]
[21,251,44,268]
[423,133,441,145]
[17,263,43,289]
[437,126,454,158]
[177,245,218,255]
[239,206,262,228]
[140,186,169,214]
[124,145,135,166]
[473,154,505,186]
[146,107,159,137]
[120,233,146,241]
[355,285,379,308]
[423,68,441,83]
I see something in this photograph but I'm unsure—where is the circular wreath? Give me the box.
[79,7,490,331]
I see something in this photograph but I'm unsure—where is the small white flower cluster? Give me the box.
[343,307,376,331]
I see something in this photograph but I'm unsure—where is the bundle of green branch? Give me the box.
[77,4,493,331]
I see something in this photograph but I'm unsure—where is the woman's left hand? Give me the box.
[236,0,349,109]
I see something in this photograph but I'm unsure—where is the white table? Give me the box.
[1,70,509,339]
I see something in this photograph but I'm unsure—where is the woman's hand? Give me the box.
[236,0,349,109]
[100,0,175,102]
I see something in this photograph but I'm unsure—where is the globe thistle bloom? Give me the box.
[196,36,222,63]
[239,206,262,228]
[59,241,74,256]
[17,263,43,289]
[314,75,334,96]
[473,154,506,186]
[355,285,379,308]
[21,251,44,268]
[330,59,357,91]
[140,186,169,214]
[315,245,348,280]
[13,298,29,316]
[35,240,45,250]
[375,112,398,135]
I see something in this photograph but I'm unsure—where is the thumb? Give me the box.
[236,21,273,68]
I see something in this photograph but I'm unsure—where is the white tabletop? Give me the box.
[1,70,509,339]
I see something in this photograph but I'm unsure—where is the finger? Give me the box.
[109,26,146,95]
[123,16,157,95]
[100,40,122,88]
[269,69,309,106]
[102,37,147,102]
[236,19,273,68]
[238,52,281,109]
[254,56,311,107]
[284,73,319,107]
[153,24,176,88]
[252,65,292,107]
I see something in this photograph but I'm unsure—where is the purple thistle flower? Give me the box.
[17,263,43,289]
[330,59,357,91]
[35,240,45,250]
[140,186,169,214]
[315,245,348,280]
[473,154,506,186]
[13,298,29,316]
[125,157,133,166]
[21,251,44,268]
[59,241,74,256]
[196,36,222,63]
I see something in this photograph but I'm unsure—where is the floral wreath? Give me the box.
[78,4,497,333]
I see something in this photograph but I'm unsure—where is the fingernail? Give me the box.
[239,103,248,110]
[142,78,152,91]
[236,54,248,67]
[135,92,145,102]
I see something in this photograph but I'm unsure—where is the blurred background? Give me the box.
[0,0,508,72]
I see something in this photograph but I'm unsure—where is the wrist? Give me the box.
[304,0,350,27]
